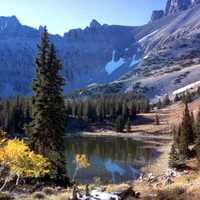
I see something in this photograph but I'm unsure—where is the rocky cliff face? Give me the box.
[150,0,200,21]
[1,0,200,99]
[80,3,200,100]
[165,0,200,15]
[0,16,142,96]
[150,10,164,22]
[192,0,200,4]
[165,0,191,15]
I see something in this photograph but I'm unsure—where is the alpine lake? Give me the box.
[65,136,161,184]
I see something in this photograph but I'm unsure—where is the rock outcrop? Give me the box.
[90,19,101,28]
[165,0,191,15]
[150,10,164,22]
[165,0,200,15]
[191,0,200,5]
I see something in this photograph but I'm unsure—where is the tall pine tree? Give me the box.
[29,27,66,179]
[195,107,200,161]
[181,103,194,145]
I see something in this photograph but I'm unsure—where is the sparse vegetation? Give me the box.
[155,187,186,200]
[32,192,47,200]
[0,192,13,200]
[42,187,56,196]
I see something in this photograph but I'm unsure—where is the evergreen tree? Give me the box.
[181,103,194,145]
[183,92,192,104]
[174,95,180,102]
[126,119,131,132]
[157,99,162,109]
[155,114,160,125]
[178,127,189,158]
[191,112,196,140]
[195,108,200,161]
[176,103,193,157]
[163,94,170,107]
[195,108,200,141]
[29,27,66,179]
[115,116,125,132]
[169,144,180,168]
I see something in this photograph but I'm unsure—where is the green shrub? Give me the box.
[42,187,56,196]
[32,192,47,199]
[0,193,14,200]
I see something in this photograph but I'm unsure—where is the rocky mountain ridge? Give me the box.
[151,0,200,22]
[0,0,200,100]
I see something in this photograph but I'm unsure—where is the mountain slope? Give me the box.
[84,3,200,100]
[1,0,200,99]
[0,16,142,97]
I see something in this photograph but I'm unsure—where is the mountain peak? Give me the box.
[0,15,20,23]
[165,0,200,15]
[90,19,101,28]
[0,15,20,31]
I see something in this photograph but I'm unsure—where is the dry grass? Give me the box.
[134,98,200,136]
[105,183,130,192]
[15,191,71,200]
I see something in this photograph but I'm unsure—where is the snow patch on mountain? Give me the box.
[105,50,126,74]
[129,54,140,67]
[138,30,159,43]
[173,80,200,95]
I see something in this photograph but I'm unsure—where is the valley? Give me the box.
[1,0,200,199]
[9,96,200,200]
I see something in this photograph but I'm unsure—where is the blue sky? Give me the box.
[1,0,167,35]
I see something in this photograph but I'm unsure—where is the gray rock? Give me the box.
[150,10,164,22]
[90,19,101,28]
[165,0,200,15]
[165,0,191,15]
[191,0,200,5]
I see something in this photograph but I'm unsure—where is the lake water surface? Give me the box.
[65,136,159,184]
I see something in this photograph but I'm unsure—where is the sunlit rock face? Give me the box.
[165,0,191,15]
[165,0,200,15]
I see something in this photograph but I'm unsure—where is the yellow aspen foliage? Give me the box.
[75,154,90,168]
[0,132,50,186]
[72,154,90,181]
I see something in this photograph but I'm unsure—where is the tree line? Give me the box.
[0,92,150,136]
[0,97,32,136]
[66,93,149,130]
[169,103,200,168]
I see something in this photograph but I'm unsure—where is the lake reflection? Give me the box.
[65,136,158,184]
